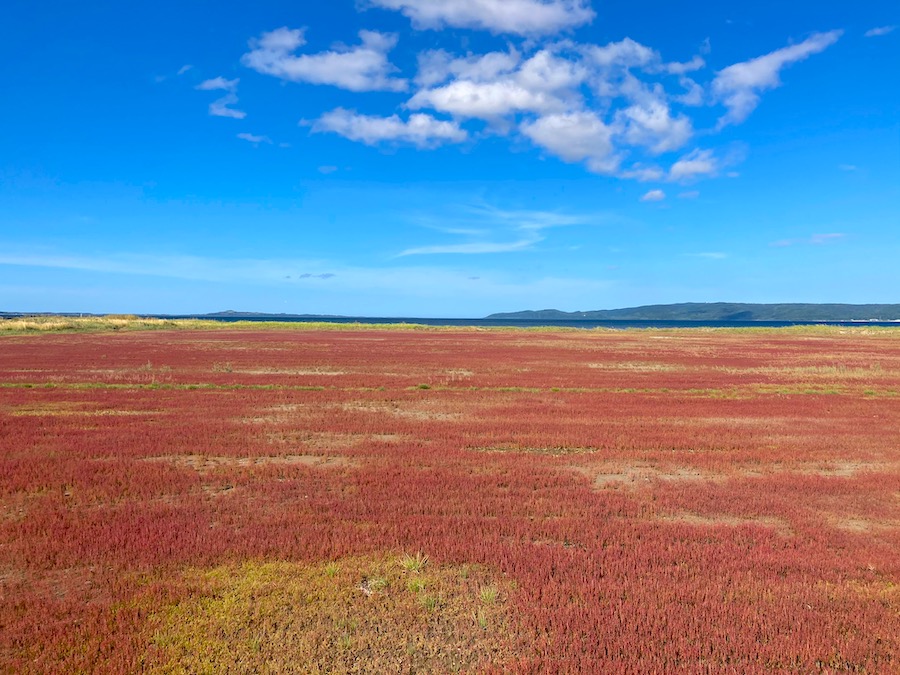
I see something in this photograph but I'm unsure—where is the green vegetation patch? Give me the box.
[148,554,514,673]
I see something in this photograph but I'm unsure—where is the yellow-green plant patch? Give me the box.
[148,554,514,673]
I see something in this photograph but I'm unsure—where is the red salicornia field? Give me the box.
[1,324,899,673]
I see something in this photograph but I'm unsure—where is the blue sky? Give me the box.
[1,0,898,316]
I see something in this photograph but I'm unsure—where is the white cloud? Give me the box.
[209,93,246,119]
[771,233,845,247]
[586,38,657,69]
[865,25,896,37]
[409,79,568,118]
[195,76,239,92]
[177,65,193,76]
[677,190,700,199]
[674,77,705,106]
[366,0,595,35]
[415,48,520,87]
[408,49,585,119]
[237,132,271,144]
[668,148,718,182]
[712,30,842,126]
[640,189,665,202]
[399,203,593,255]
[690,252,727,259]
[520,111,619,173]
[616,98,693,154]
[399,238,538,255]
[661,55,705,75]
[312,108,466,148]
[242,27,407,92]
[618,164,665,181]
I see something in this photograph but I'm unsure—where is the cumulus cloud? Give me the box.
[640,189,665,202]
[408,49,585,118]
[521,111,619,174]
[312,108,466,147]
[366,0,595,35]
[586,38,657,69]
[616,97,693,154]
[242,27,407,92]
[209,93,246,119]
[415,48,520,87]
[865,25,896,37]
[668,148,718,182]
[712,30,842,126]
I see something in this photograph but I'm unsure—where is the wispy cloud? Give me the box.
[242,27,407,92]
[209,93,246,119]
[669,148,718,182]
[399,238,539,255]
[689,252,727,259]
[865,25,896,37]
[398,203,599,256]
[677,190,700,199]
[640,189,665,202]
[838,164,858,171]
[771,233,845,247]
[712,31,842,126]
[177,65,193,76]
[195,77,239,92]
[237,132,272,144]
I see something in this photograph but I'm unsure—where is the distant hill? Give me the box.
[486,303,900,322]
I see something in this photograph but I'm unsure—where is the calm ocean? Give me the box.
[159,316,900,329]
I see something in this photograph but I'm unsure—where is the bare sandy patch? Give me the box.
[575,463,718,489]
[821,514,900,533]
[341,401,461,421]
[658,511,791,534]
[587,361,686,372]
[223,367,348,376]
[265,430,405,448]
[572,460,895,489]
[9,403,161,417]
